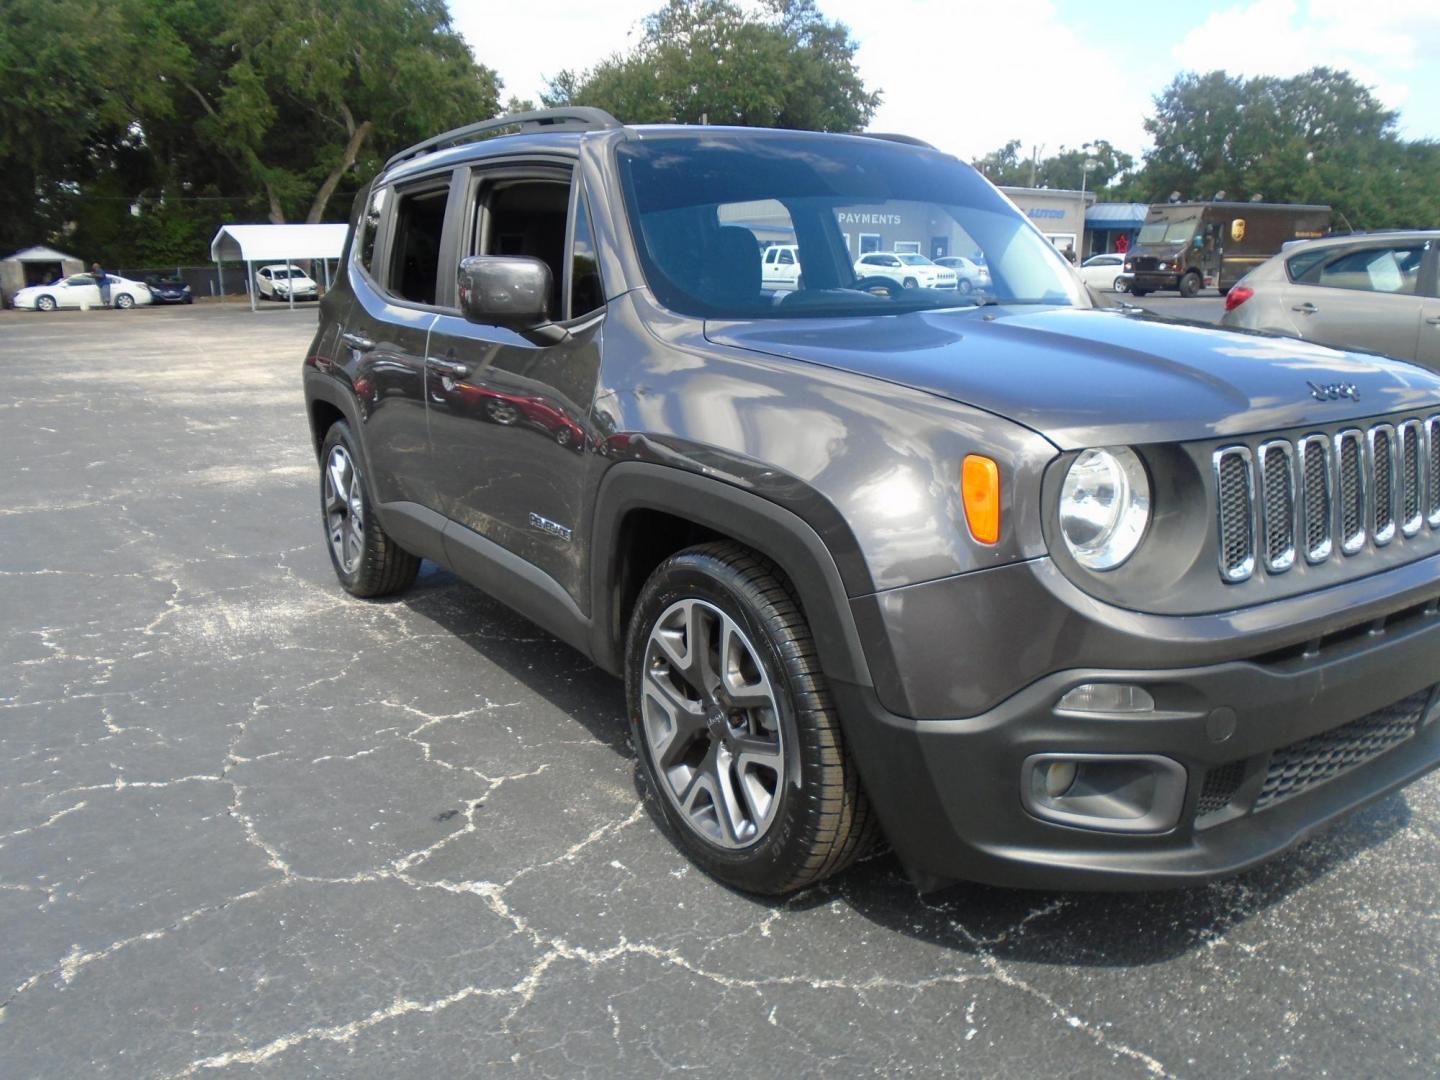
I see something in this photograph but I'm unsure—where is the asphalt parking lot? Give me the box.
[2,300,1437,1078]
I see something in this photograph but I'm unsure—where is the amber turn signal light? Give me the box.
[962,454,1000,544]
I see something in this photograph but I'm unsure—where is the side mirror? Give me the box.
[457,255,555,335]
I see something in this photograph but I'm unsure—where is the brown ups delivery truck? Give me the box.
[1124,201,1332,297]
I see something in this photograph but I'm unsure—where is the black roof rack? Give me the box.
[858,132,937,150]
[384,107,622,171]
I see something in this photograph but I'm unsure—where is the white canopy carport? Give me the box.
[209,223,349,310]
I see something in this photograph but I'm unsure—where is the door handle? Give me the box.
[1425,316,1440,326]
[1291,302,1318,315]
[341,331,375,351]
[427,357,471,379]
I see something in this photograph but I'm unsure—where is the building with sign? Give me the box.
[715,186,1098,267]
[998,187,1096,261]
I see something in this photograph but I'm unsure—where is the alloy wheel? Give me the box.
[323,444,365,575]
[640,598,785,848]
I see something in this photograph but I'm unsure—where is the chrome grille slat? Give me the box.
[1214,446,1256,582]
[1426,415,1440,528]
[1297,434,1333,563]
[1258,439,1296,572]
[1368,424,1397,546]
[1398,419,1423,537]
[1335,429,1366,555]
[1215,417,1440,583]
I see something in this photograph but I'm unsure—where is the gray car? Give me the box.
[304,109,1440,896]
[1222,231,1440,368]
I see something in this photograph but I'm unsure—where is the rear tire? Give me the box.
[626,542,877,894]
[319,421,420,598]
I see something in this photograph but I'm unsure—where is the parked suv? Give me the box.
[304,109,1440,895]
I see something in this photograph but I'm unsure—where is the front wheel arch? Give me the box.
[588,463,879,692]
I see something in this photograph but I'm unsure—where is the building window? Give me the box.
[859,233,881,254]
[893,241,921,254]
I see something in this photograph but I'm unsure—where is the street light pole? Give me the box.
[1079,151,1098,259]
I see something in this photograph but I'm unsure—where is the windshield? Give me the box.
[616,133,1086,319]
[1137,216,1198,246]
[268,268,306,279]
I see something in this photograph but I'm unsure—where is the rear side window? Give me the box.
[1292,243,1426,295]
[387,186,450,305]
[358,187,386,275]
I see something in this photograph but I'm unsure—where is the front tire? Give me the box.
[35,295,56,312]
[1179,272,1201,298]
[626,542,876,894]
[114,293,134,309]
[319,421,419,598]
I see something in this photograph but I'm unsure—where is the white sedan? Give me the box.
[1076,252,1128,292]
[10,273,153,311]
[853,252,957,290]
[255,264,319,301]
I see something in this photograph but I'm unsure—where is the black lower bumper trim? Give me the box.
[830,611,1440,891]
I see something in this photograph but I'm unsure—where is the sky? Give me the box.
[447,0,1440,165]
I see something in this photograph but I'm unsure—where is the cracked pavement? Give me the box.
[2,303,1437,1078]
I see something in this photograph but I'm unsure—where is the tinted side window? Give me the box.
[387,186,449,305]
[358,187,386,275]
[1294,244,1426,295]
[1285,247,1328,282]
[570,191,604,318]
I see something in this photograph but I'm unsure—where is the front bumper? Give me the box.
[837,561,1440,891]
[1130,271,1180,290]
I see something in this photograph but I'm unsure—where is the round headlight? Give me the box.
[1058,447,1150,570]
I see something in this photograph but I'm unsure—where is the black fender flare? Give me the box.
[587,462,879,689]
[302,371,403,539]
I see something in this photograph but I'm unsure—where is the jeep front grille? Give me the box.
[1213,415,1440,582]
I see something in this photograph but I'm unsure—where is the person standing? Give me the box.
[1115,233,1129,255]
[91,262,112,307]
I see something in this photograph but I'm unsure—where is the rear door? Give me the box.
[423,159,605,605]
[1284,239,1429,361]
[1415,242,1440,371]
[339,173,455,513]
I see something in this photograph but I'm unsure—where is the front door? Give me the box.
[424,165,606,604]
[59,274,100,308]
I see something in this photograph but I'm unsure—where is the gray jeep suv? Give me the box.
[303,108,1440,894]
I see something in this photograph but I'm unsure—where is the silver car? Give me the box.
[1222,231,1440,368]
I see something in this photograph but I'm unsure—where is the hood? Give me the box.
[704,306,1440,449]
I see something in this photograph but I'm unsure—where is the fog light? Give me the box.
[1056,683,1155,714]
[1043,760,1077,798]
[1021,754,1187,833]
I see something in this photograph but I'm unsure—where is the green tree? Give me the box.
[971,139,1134,193]
[543,0,879,132]
[1137,67,1440,229]
[970,140,1029,186]
[0,0,504,262]
[0,0,185,255]
[169,0,501,224]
